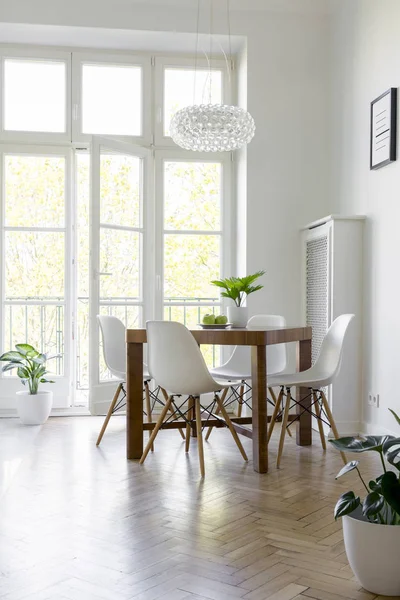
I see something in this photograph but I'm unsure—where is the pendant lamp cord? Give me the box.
[227,0,232,82]
[209,0,213,105]
[194,0,200,105]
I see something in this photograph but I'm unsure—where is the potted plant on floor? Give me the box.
[0,344,57,425]
[330,409,400,596]
[211,270,266,327]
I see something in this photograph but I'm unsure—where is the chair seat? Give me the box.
[110,367,152,383]
[211,366,290,383]
[268,368,332,389]
[210,366,251,381]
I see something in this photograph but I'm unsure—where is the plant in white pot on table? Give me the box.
[211,270,265,327]
[330,409,400,596]
[0,344,57,425]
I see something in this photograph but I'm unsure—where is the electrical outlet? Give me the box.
[368,393,380,408]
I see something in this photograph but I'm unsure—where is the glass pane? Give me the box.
[76,153,90,298]
[164,234,220,299]
[82,64,142,136]
[4,59,66,133]
[100,154,141,227]
[4,304,64,375]
[164,161,221,231]
[164,304,220,367]
[77,298,89,390]
[100,229,140,299]
[5,155,65,228]
[164,68,222,136]
[5,232,64,298]
[99,305,140,381]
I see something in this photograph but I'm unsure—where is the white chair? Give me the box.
[267,314,354,468]
[140,321,248,477]
[96,315,184,446]
[206,314,289,440]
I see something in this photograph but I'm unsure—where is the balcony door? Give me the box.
[89,137,150,414]
[0,146,72,408]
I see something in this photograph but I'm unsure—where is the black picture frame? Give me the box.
[370,88,397,170]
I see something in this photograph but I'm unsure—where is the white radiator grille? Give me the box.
[306,235,328,365]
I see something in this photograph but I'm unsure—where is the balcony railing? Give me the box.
[3,296,222,387]
[4,297,64,375]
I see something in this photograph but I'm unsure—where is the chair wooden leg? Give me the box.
[186,396,194,452]
[195,397,205,477]
[96,383,122,446]
[144,382,154,452]
[205,387,227,441]
[160,386,185,440]
[320,390,346,464]
[140,396,172,464]
[313,390,326,451]
[237,384,244,417]
[277,387,291,468]
[269,386,292,438]
[267,387,284,443]
[215,394,248,461]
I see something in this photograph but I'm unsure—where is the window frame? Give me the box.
[72,52,152,145]
[154,56,232,147]
[0,46,72,144]
[154,148,233,324]
[0,43,236,409]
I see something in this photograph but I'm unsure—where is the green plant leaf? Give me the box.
[40,378,55,384]
[17,366,30,379]
[1,362,21,372]
[210,271,265,306]
[329,435,394,453]
[389,409,400,428]
[383,438,400,471]
[380,471,400,516]
[0,351,25,361]
[362,492,384,518]
[334,491,360,519]
[15,344,39,358]
[369,478,383,493]
[32,354,46,365]
[335,460,360,479]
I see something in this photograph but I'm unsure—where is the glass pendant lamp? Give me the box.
[170,0,255,152]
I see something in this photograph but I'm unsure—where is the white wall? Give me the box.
[1,2,333,360]
[331,0,400,434]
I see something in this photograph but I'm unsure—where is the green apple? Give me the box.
[215,314,228,325]
[202,313,216,325]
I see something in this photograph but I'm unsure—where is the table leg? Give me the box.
[251,345,268,473]
[127,342,144,459]
[296,338,312,446]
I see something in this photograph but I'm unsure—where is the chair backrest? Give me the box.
[247,314,287,375]
[97,315,126,379]
[315,314,355,380]
[218,314,287,377]
[146,321,217,395]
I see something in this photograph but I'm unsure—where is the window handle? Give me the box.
[93,270,113,279]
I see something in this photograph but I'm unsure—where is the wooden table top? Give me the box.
[126,325,312,346]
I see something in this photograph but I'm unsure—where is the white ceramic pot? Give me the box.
[227,306,248,328]
[16,390,53,425]
[343,508,400,596]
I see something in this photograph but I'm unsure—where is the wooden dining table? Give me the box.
[126,325,312,473]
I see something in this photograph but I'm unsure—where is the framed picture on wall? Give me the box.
[370,88,397,170]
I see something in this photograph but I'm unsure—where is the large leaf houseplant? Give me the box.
[330,409,400,595]
[211,270,265,327]
[0,344,56,425]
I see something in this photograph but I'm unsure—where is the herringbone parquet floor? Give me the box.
[0,417,394,600]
